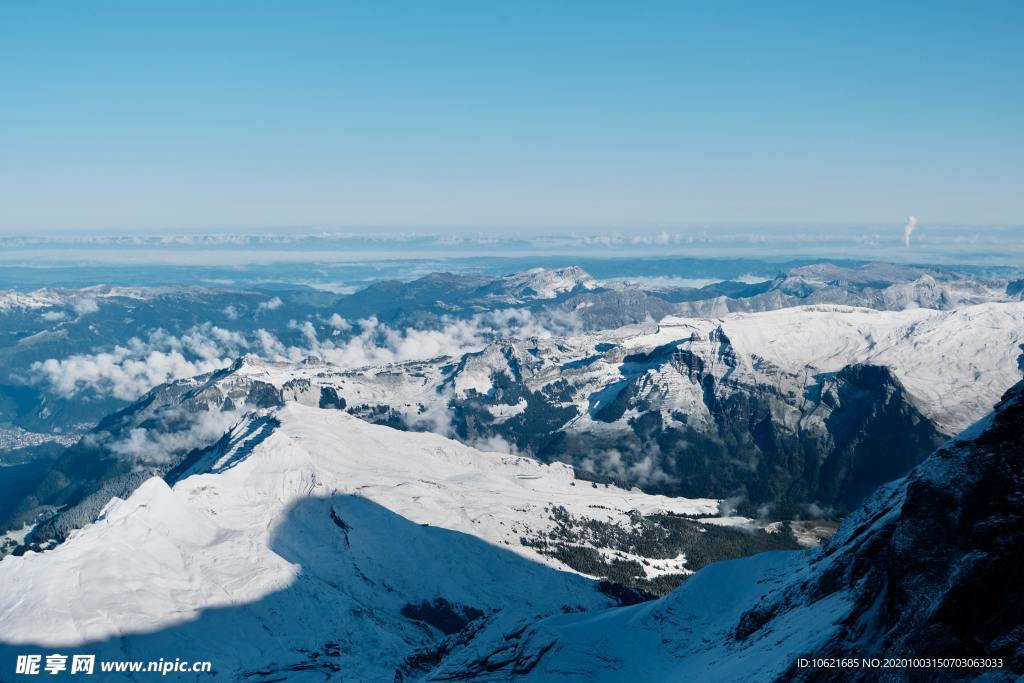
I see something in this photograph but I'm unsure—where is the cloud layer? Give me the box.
[31,309,575,401]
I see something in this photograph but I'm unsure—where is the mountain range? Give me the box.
[4,299,1022,557]
[1,262,1022,681]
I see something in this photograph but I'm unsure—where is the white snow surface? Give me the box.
[498,266,599,300]
[715,302,1024,432]
[0,290,65,311]
[609,302,1023,432]
[430,383,1024,682]
[0,404,719,679]
[431,550,848,682]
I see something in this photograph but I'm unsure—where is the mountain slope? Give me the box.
[0,404,784,679]
[427,381,1024,681]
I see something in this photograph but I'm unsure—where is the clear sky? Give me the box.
[1,1,1021,234]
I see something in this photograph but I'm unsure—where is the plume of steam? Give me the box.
[902,215,918,248]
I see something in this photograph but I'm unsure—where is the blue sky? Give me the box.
[1,1,1021,234]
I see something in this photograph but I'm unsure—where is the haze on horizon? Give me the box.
[1,1,1022,235]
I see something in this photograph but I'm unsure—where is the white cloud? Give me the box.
[33,348,227,401]
[31,324,249,400]
[578,442,679,487]
[311,309,574,370]
[327,313,351,331]
[31,308,573,401]
[105,409,241,466]
[72,297,99,316]
[468,434,521,455]
[410,400,456,438]
[288,319,319,346]
[258,297,283,311]
[313,316,482,368]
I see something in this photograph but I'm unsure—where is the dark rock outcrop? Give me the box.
[764,381,1024,679]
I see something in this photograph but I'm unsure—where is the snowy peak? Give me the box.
[497,266,599,300]
[444,338,551,399]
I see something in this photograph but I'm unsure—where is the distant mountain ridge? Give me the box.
[1,261,1019,440]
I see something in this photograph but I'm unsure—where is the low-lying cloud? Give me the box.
[258,297,284,311]
[72,297,99,316]
[578,442,680,487]
[31,308,576,402]
[105,409,242,466]
[31,324,249,400]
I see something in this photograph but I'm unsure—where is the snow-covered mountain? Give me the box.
[186,302,1024,501]
[544,261,1021,329]
[7,301,1021,553]
[0,403,791,680]
[0,285,170,313]
[425,380,1024,681]
[494,266,600,300]
[311,301,1022,439]
[1,277,1021,680]
[3,262,1018,442]
[665,262,1016,316]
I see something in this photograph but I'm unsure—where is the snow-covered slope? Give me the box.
[719,302,1024,433]
[427,381,1024,681]
[226,301,1024,510]
[429,550,833,681]
[0,285,212,312]
[0,404,723,680]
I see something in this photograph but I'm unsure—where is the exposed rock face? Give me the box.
[811,363,946,511]
[443,332,946,517]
